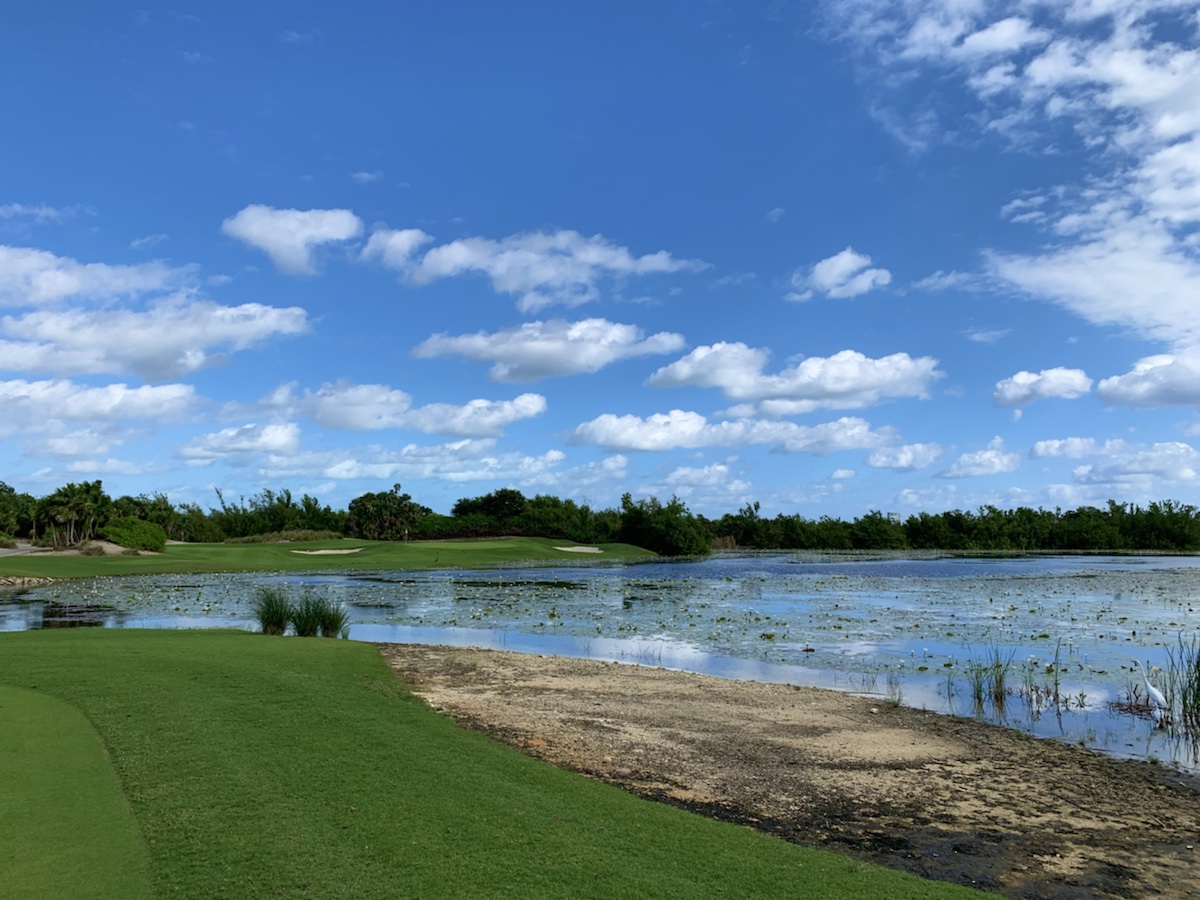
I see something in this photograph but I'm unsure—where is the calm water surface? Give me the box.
[4,552,1199,771]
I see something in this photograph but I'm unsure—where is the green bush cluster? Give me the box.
[252,586,349,638]
[0,532,15,550]
[99,517,167,552]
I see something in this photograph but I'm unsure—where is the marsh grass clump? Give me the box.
[291,590,325,637]
[1166,634,1200,734]
[253,586,292,635]
[317,597,350,638]
[884,668,903,707]
[988,645,1015,709]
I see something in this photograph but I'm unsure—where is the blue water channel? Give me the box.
[4,552,1199,771]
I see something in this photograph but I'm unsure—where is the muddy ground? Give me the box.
[380,644,1200,899]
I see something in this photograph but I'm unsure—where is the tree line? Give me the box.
[3,479,1200,556]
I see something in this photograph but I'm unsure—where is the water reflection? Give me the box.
[2,552,1199,771]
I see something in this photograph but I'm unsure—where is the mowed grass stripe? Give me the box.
[0,536,654,578]
[0,630,984,899]
[0,685,153,900]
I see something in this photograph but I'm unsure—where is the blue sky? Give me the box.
[3,1,1200,518]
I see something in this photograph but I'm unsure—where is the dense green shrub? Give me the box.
[0,532,15,550]
[100,517,167,552]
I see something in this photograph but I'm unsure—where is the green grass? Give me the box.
[0,536,654,579]
[0,630,984,899]
[0,685,153,900]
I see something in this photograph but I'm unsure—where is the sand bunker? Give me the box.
[290,547,364,555]
[554,546,602,553]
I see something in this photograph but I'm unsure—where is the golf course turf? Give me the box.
[0,536,654,579]
[0,629,986,899]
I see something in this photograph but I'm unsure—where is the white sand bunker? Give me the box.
[554,545,602,553]
[290,547,365,555]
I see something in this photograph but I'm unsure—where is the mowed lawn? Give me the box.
[0,536,654,579]
[0,630,984,899]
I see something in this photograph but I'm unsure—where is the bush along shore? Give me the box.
[5,478,1200,558]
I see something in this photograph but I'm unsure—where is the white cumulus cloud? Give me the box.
[938,437,1021,478]
[0,379,194,439]
[221,205,363,275]
[264,382,546,437]
[0,245,194,306]
[570,410,893,454]
[0,298,309,380]
[993,367,1093,407]
[1096,354,1200,406]
[648,344,940,415]
[369,228,705,312]
[788,247,891,301]
[413,318,686,382]
[181,422,302,464]
[866,442,943,471]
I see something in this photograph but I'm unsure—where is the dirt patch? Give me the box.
[380,644,1200,899]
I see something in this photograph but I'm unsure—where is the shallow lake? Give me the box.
[4,552,1199,771]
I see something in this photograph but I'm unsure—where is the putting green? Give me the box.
[0,685,152,900]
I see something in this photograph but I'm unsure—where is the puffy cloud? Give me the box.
[788,247,891,301]
[350,171,383,184]
[180,422,302,463]
[1074,442,1200,484]
[937,437,1021,478]
[264,382,546,437]
[413,318,685,382]
[1030,437,1100,459]
[992,367,1093,407]
[866,442,943,471]
[221,205,363,275]
[276,439,569,484]
[371,228,705,312]
[360,228,434,269]
[648,344,940,415]
[0,245,194,306]
[0,379,194,439]
[831,468,856,479]
[0,298,309,380]
[402,395,548,438]
[1096,354,1200,406]
[665,463,744,488]
[570,410,893,454]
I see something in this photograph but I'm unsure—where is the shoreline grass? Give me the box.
[0,630,984,899]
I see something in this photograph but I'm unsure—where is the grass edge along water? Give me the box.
[0,629,985,899]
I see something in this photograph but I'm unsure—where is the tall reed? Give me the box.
[253,586,291,635]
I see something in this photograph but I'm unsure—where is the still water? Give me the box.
[4,552,1199,771]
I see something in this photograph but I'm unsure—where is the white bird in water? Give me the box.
[1131,659,1169,726]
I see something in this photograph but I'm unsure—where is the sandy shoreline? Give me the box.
[381,643,1200,899]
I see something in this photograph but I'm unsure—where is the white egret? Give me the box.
[1131,659,1169,725]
